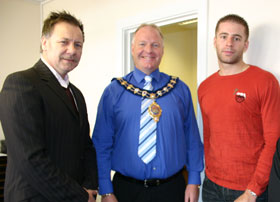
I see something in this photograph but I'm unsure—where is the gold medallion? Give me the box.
[115,76,178,123]
[148,101,162,122]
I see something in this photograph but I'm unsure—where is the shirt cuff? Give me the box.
[247,184,262,196]
[98,178,114,195]
[187,171,201,185]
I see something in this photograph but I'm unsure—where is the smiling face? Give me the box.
[214,21,249,65]
[131,26,164,75]
[41,21,83,78]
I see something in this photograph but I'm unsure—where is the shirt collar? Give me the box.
[40,55,70,88]
[133,67,160,84]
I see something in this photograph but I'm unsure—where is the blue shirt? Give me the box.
[92,68,204,194]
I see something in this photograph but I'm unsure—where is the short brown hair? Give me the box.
[215,14,249,40]
[42,10,84,41]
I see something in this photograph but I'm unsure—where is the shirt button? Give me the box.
[153,167,156,170]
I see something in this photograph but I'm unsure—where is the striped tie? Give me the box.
[138,75,157,164]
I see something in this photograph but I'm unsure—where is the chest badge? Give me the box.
[234,89,246,103]
[148,101,162,122]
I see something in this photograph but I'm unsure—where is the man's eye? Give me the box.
[152,43,160,48]
[60,41,68,45]
[75,43,82,48]
[234,37,241,41]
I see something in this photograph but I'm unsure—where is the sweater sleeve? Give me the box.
[247,76,280,195]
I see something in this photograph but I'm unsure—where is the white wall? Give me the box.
[207,0,280,81]
[1,0,279,142]
[40,0,280,134]
[41,0,200,134]
[0,0,40,140]
[1,0,280,201]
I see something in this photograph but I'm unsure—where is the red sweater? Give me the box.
[198,66,280,195]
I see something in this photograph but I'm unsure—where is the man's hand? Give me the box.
[234,190,257,202]
[185,184,200,202]
[101,194,118,202]
[85,189,98,202]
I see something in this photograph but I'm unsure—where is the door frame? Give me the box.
[116,0,208,138]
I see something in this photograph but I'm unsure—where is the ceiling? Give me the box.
[28,0,47,2]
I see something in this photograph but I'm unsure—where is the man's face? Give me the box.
[41,21,83,78]
[131,26,164,75]
[214,21,248,65]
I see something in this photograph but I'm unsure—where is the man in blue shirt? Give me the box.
[92,23,204,202]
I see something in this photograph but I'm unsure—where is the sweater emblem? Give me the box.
[234,89,246,103]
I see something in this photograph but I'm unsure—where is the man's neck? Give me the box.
[40,55,69,88]
[218,61,249,76]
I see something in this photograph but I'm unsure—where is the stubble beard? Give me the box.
[217,50,243,65]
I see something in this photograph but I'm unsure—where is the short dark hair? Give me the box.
[42,10,84,41]
[215,14,249,40]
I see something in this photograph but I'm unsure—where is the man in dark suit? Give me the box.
[268,138,280,202]
[0,11,98,202]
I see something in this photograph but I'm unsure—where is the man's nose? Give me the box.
[67,43,77,54]
[144,44,152,52]
[226,37,233,46]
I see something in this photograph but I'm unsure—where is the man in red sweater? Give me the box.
[198,14,280,202]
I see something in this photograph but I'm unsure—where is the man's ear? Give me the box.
[243,40,249,53]
[131,43,135,54]
[41,36,48,51]
[213,36,217,49]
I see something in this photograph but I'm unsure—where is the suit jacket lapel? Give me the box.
[33,59,79,118]
[69,83,85,125]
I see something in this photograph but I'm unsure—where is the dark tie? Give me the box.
[64,87,78,113]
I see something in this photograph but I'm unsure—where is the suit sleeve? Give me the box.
[75,88,98,189]
[268,138,280,202]
[0,73,89,201]
[81,134,98,190]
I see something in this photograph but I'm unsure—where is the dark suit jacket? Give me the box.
[268,138,280,202]
[0,60,98,202]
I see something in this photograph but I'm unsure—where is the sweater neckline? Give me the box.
[216,65,253,79]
